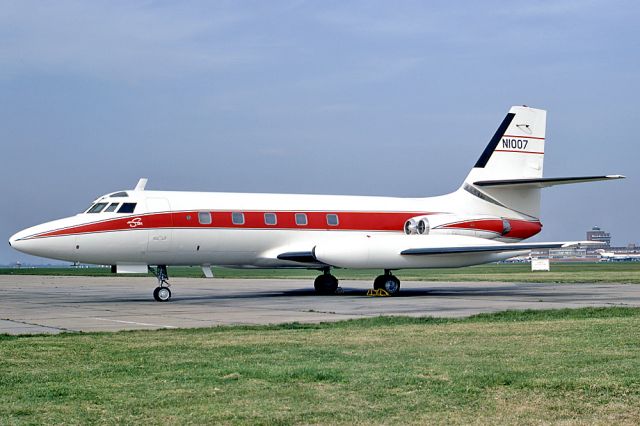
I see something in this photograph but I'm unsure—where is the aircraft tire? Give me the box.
[314,274,339,295]
[373,275,400,295]
[153,286,172,302]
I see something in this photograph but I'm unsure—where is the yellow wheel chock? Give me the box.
[366,289,390,297]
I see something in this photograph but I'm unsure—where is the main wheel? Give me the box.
[373,275,401,295]
[153,286,172,302]
[314,274,339,295]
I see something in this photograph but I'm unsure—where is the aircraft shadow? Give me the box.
[61,284,590,304]
[166,285,577,302]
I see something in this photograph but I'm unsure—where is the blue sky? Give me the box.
[1,0,638,264]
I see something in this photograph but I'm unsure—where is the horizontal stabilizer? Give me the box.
[474,175,625,188]
[401,242,571,256]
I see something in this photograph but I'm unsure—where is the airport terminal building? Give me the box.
[531,226,639,262]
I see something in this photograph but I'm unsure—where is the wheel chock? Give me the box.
[366,289,390,297]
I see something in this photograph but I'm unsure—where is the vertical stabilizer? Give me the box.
[461,106,547,218]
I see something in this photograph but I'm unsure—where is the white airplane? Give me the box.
[596,249,640,261]
[9,106,624,301]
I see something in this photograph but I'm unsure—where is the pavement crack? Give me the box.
[2,318,76,333]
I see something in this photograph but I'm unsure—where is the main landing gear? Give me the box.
[313,268,401,296]
[151,265,172,302]
[314,268,339,295]
[373,270,401,296]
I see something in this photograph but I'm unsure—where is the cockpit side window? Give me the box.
[87,203,108,213]
[117,203,137,214]
[110,192,129,197]
[104,203,119,213]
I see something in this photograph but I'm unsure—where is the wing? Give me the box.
[275,237,598,269]
[400,242,565,255]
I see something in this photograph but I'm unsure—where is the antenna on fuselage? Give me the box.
[134,178,148,191]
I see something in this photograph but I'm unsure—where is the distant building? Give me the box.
[586,226,611,247]
[527,226,639,262]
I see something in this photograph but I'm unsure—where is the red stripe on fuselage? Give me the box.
[25,211,543,240]
[440,219,542,239]
[30,213,174,239]
[27,211,432,239]
[440,219,504,234]
[172,211,428,231]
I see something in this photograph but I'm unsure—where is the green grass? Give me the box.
[1,308,640,424]
[2,262,640,283]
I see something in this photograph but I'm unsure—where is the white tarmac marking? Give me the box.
[93,317,177,328]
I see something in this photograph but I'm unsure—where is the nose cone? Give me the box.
[8,218,77,260]
[8,210,97,264]
[9,228,34,254]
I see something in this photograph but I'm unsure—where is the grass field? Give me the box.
[1,308,639,424]
[2,262,640,283]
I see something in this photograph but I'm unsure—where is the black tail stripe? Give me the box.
[474,112,515,168]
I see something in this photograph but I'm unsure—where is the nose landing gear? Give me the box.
[151,265,172,302]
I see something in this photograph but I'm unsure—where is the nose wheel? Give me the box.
[151,265,172,302]
[373,270,401,295]
[153,286,172,302]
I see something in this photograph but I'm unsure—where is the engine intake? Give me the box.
[404,214,512,240]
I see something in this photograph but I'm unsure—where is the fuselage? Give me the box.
[9,187,542,269]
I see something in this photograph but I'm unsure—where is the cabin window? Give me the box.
[104,203,120,213]
[198,212,212,225]
[232,212,245,225]
[87,203,108,213]
[117,203,137,214]
[326,214,339,226]
[264,213,277,226]
[295,213,308,226]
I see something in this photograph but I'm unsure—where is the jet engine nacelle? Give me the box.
[404,214,511,240]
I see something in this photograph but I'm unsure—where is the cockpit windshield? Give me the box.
[104,203,120,213]
[87,203,108,213]
[84,201,137,214]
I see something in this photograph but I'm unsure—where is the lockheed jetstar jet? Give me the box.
[9,106,624,301]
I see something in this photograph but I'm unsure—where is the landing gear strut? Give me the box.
[151,265,172,302]
[314,268,339,295]
[373,270,401,295]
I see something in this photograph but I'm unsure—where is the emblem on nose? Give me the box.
[127,217,144,228]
